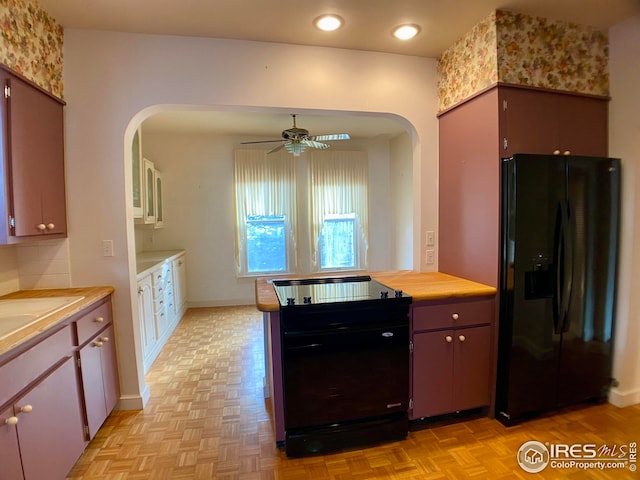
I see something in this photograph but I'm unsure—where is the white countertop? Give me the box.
[136,250,185,278]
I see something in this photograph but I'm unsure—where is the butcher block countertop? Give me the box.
[255,271,496,312]
[0,286,114,358]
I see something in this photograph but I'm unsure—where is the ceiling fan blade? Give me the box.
[240,139,286,144]
[308,133,350,141]
[302,140,330,149]
[267,143,286,154]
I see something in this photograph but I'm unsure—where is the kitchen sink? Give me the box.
[0,296,85,340]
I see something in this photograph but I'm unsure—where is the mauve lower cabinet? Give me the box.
[410,297,495,419]
[0,295,119,480]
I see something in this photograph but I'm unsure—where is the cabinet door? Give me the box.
[80,324,119,439]
[557,94,608,156]
[17,357,86,480]
[100,326,120,419]
[138,275,157,351]
[154,169,164,227]
[6,74,66,237]
[132,129,143,218]
[500,87,561,157]
[452,325,492,411]
[172,255,187,317]
[79,335,105,438]
[142,158,156,224]
[0,405,24,480]
[501,87,608,157]
[411,330,454,419]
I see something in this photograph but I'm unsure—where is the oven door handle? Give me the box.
[286,343,324,351]
[283,323,407,338]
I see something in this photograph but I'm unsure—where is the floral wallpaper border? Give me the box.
[0,0,64,98]
[437,11,498,114]
[438,10,609,112]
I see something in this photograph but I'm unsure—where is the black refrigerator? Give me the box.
[495,153,620,426]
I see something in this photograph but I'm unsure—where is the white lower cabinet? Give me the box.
[137,272,157,373]
[172,253,187,320]
[137,251,187,373]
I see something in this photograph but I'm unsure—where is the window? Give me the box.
[234,149,368,275]
[320,213,356,269]
[246,215,286,273]
[309,151,368,271]
[234,150,297,275]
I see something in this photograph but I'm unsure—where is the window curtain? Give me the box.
[234,150,297,274]
[308,150,369,271]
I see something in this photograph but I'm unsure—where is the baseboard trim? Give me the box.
[116,385,151,410]
[187,300,255,308]
[609,387,640,407]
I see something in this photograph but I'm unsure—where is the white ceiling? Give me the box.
[38,0,639,58]
[39,0,640,138]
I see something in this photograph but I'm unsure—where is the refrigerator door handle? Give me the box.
[553,204,563,334]
[561,202,574,333]
[553,202,572,335]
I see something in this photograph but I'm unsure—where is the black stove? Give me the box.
[272,275,409,307]
[273,274,412,457]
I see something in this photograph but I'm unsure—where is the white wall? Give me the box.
[609,13,640,407]
[138,131,411,306]
[62,30,438,406]
[390,132,415,269]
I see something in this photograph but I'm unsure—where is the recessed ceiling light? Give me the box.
[314,14,344,32]
[393,24,420,40]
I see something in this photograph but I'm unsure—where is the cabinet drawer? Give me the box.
[413,298,494,332]
[0,324,73,407]
[151,263,170,286]
[76,300,113,346]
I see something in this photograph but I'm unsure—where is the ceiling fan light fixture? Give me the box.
[393,24,420,40]
[285,142,306,157]
[314,14,343,32]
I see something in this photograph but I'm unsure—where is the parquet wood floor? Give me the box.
[67,306,640,479]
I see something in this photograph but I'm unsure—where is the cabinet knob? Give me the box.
[46,223,55,230]
[93,341,104,347]
[37,223,46,231]
[19,404,33,413]
[95,316,105,323]
[451,313,459,320]
[5,416,18,425]
[445,335,453,343]
[100,336,110,342]
[458,335,466,342]
[563,150,571,156]
[553,149,561,155]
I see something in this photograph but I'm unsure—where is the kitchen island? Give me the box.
[255,271,497,446]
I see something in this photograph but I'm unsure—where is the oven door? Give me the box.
[282,320,409,429]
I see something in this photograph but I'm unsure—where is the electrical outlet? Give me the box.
[102,240,114,257]
[426,249,435,265]
[426,230,435,246]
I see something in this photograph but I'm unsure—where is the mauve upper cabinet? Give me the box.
[0,65,67,244]
[438,85,608,289]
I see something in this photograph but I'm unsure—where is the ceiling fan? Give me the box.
[240,114,350,156]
